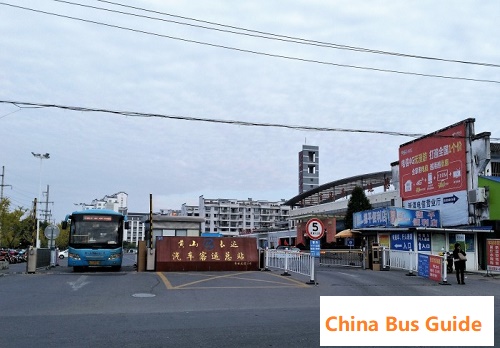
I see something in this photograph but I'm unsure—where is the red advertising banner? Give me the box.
[429,255,442,282]
[486,239,500,272]
[399,123,467,200]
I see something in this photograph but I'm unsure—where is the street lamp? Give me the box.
[32,152,50,248]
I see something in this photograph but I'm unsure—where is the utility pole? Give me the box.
[0,165,13,248]
[0,165,13,201]
[32,198,37,246]
[40,184,53,223]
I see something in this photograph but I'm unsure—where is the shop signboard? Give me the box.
[353,207,440,229]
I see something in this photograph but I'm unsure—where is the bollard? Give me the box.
[281,251,291,276]
[439,252,451,285]
[262,248,271,272]
[306,255,317,285]
[381,246,390,271]
[406,249,416,276]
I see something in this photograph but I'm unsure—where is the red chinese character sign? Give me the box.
[486,239,500,273]
[399,122,469,226]
[399,123,467,199]
[306,218,325,240]
[155,236,259,271]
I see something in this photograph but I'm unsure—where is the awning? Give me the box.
[335,229,362,238]
[357,226,494,234]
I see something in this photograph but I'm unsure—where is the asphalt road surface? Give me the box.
[1,255,499,348]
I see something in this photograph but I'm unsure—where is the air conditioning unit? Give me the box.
[468,187,486,204]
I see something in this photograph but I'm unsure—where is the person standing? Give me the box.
[453,242,467,285]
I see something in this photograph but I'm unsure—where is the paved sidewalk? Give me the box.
[0,260,57,276]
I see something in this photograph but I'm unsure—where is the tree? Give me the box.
[0,197,29,248]
[344,186,372,229]
[55,224,69,250]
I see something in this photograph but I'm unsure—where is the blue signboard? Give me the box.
[418,253,430,277]
[310,240,321,257]
[354,207,441,229]
[390,232,414,251]
[345,238,354,247]
[417,233,431,251]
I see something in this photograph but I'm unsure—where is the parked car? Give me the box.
[276,246,301,252]
[58,249,68,259]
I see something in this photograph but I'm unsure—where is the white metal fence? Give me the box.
[384,248,418,273]
[264,250,316,284]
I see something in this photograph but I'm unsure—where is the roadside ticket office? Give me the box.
[353,207,495,271]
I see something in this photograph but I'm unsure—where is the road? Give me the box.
[0,255,499,348]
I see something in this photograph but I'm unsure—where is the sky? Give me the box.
[1,0,499,223]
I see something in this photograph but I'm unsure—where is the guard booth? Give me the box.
[371,242,381,271]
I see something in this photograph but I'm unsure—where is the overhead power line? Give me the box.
[3,99,499,140]
[92,0,500,68]
[1,2,499,85]
[2,99,494,141]
[1,99,422,137]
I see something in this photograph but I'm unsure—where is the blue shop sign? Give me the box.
[354,207,441,229]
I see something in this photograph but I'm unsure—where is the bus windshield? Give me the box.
[70,214,122,248]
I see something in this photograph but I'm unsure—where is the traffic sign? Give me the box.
[44,224,60,240]
[305,218,325,240]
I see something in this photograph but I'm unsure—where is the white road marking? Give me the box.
[68,276,90,291]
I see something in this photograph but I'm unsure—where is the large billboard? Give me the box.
[399,122,469,226]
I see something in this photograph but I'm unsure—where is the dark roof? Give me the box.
[284,170,392,207]
[491,142,500,153]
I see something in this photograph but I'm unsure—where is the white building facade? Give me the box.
[125,212,147,246]
[196,196,291,236]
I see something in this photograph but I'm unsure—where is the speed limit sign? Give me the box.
[306,218,325,240]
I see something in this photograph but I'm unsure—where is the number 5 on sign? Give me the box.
[306,218,325,240]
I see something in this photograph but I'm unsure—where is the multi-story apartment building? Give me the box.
[125,212,147,246]
[180,205,200,217]
[196,196,291,236]
[81,192,128,215]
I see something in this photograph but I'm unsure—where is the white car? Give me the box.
[58,249,68,259]
[276,246,301,252]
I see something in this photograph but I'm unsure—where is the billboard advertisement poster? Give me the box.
[399,122,467,201]
[403,190,468,226]
[428,255,442,282]
[486,239,500,272]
